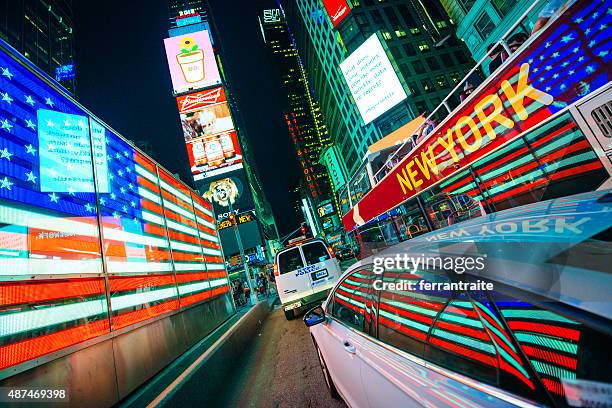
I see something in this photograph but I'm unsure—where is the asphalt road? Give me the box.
[213,306,347,408]
[211,257,359,408]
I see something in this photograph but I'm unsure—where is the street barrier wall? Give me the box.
[0,38,234,405]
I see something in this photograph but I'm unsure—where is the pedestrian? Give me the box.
[531,0,565,35]
[507,32,528,54]
[243,281,251,304]
[486,43,507,76]
[237,280,245,305]
[459,81,477,103]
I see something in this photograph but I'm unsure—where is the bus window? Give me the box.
[425,197,455,230]
[394,200,430,240]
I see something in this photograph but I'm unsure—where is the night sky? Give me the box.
[73,1,301,235]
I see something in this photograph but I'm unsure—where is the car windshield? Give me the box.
[278,247,304,275]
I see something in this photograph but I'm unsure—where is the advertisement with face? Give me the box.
[177,87,243,178]
[164,30,221,94]
[199,168,255,222]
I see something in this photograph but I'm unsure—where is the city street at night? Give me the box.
[214,305,346,408]
[1,0,611,407]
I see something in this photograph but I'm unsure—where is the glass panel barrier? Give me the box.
[94,126,178,330]
[0,50,107,369]
[189,191,229,306]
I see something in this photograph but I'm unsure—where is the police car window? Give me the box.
[332,270,372,332]
[278,248,304,275]
[302,242,330,265]
[377,268,451,358]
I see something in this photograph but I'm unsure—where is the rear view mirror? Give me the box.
[304,305,326,327]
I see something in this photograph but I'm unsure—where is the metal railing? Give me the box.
[371,0,557,183]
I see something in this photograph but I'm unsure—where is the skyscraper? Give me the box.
[283,0,476,178]
[0,0,76,94]
[259,5,340,236]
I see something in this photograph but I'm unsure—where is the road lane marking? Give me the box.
[146,304,262,407]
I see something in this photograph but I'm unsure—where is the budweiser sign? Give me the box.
[177,86,225,113]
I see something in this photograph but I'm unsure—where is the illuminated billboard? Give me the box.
[176,87,243,179]
[340,33,407,124]
[200,168,255,223]
[322,0,350,27]
[321,145,347,191]
[164,30,221,94]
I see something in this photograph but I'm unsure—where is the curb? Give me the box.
[147,298,276,407]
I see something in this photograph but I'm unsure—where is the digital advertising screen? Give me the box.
[176,87,243,179]
[340,33,408,124]
[322,0,350,27]
[164,30,221,94]
[199,168,255,223]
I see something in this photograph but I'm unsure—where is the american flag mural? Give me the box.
[342,0,612,231]
[0,39,229,372]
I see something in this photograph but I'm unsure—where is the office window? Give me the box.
[450,71,462,83]
[407,81,420,95]
[395,27,407,38]
[458,0,476,12]
[418,40,430,52]
[412,60,426,74]
[426,57,439,71]
[410,27,420,35]
[475,12,496,39]
[422,78,435,92]
[382,31,393,40]
[435,74,448,88]
[390,46,402,61]
[436,20,448,29]
[403,42,416,56]
[399,63,410,76]
[454,50,470,64]
[371,9,385,27]
[492,0,514,16]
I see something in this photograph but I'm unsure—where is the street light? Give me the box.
[228,203,258,305]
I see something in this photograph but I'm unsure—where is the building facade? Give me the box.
[165,0,278,276]
[0,0,76,93]
[260,6,343,237]
[439,0,545,65]
[283,0,380,178]
[283,0,475,180]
